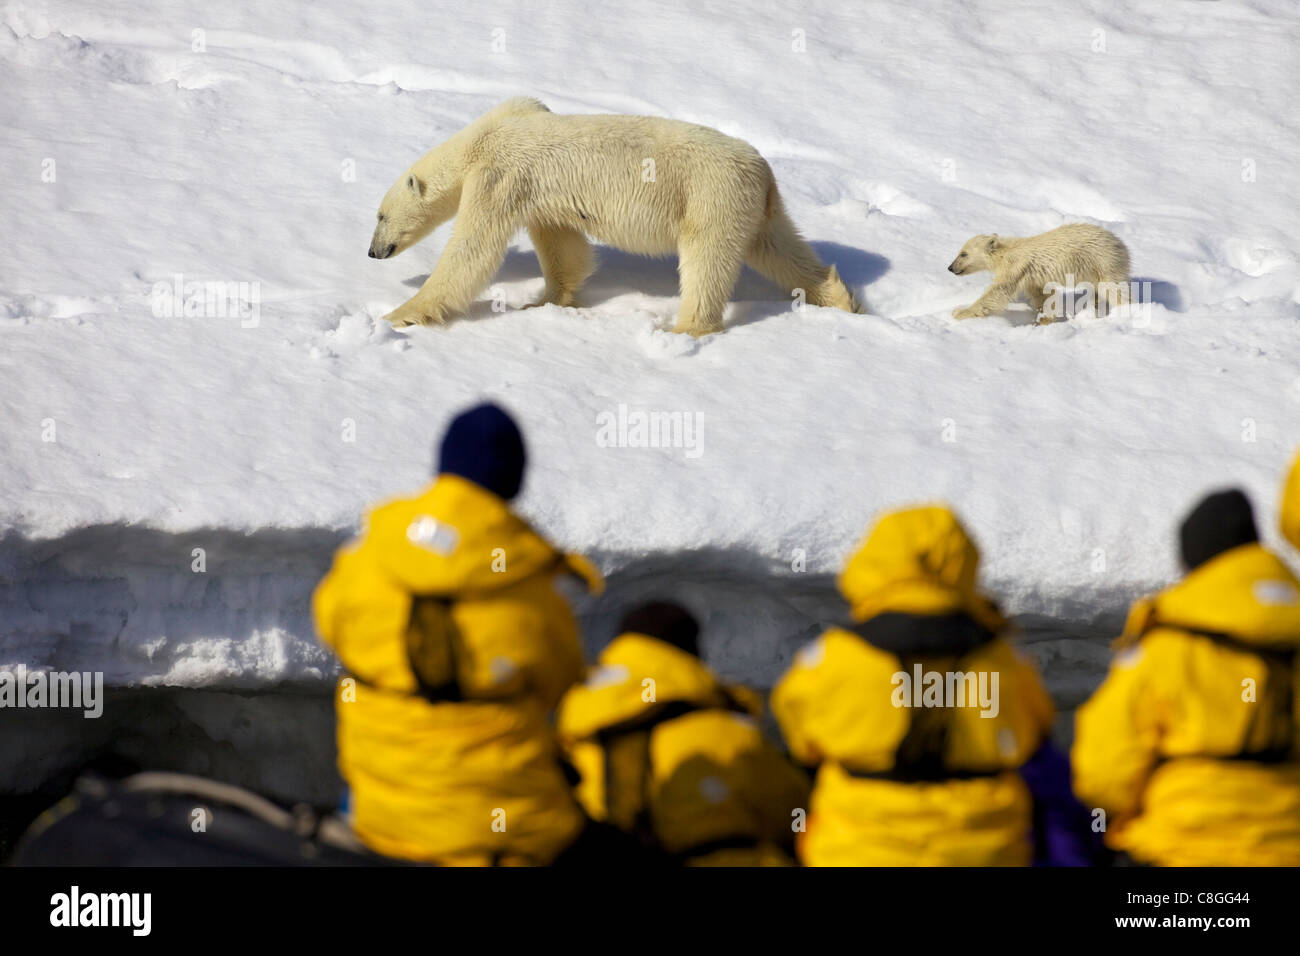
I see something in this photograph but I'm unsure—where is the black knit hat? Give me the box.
[437,402,526,500]
[619,601,700,658]
[1179,488,1259,571]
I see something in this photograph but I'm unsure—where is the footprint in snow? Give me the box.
[635,320,701,359]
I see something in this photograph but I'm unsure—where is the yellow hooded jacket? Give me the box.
[1283,448,1300,552]
[312,474,603,865]
[1073,542,1300,866]
[557,634,810,866]
[772,506,1054,866]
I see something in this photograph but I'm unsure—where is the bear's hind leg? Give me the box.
[745,205,862,314]
[672,233,745,337]
[528,225,593,308]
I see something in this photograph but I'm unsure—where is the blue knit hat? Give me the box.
[1179,488,1257,571]
[437,403,526,500]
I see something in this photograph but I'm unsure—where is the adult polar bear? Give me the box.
[369,98,862,336]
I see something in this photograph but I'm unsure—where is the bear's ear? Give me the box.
[985,234,999,252]
[406,174,425,197]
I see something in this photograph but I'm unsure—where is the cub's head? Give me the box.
[368,170,458,260]
[948,234,1000,275]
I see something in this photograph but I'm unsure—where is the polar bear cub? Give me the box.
[369,97,862,336]
[948,223,1130,323]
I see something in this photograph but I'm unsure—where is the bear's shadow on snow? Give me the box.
[808,241,890,289]
[403,241,890,324]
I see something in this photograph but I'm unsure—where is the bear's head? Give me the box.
[369,170,459,260]
[948,235,1000,275]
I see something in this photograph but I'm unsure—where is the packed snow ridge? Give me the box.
[1,2,1298,708]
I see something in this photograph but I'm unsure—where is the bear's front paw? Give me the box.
[670,320,723,338]
[952,306,978,320]
[384,301,446,328]
[524,289,576,309]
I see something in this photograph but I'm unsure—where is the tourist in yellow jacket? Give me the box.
[1283,447,1300,551]
[557,602,809,865]
[1073,489,1300,866]
[312,403,603,866]
[772,506,1054,866]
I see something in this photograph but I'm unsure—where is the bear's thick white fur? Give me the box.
[369,97,862,336]
[948,223,1130,323]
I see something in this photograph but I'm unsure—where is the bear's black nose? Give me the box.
[948,264,957,273]
[368,248,378,259]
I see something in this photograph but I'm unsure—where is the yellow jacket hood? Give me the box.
[558,634,758,740]
[365,474,603,596]
[837,505,1005,633]
[1283,448,1300,551]
[1119,543,1300,650]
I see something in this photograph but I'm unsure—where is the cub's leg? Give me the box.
[953,279,1021,320]
[1025,286,1054,324]
[1096,272,1131,315]
[527,225,593,308]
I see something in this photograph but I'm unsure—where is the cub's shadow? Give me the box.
[1131,277,1185,313]
[403,240,890,324]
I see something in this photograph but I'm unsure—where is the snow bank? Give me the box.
[2,1,1298,745]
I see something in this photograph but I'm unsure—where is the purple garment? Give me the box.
[1019,742,1109,867]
